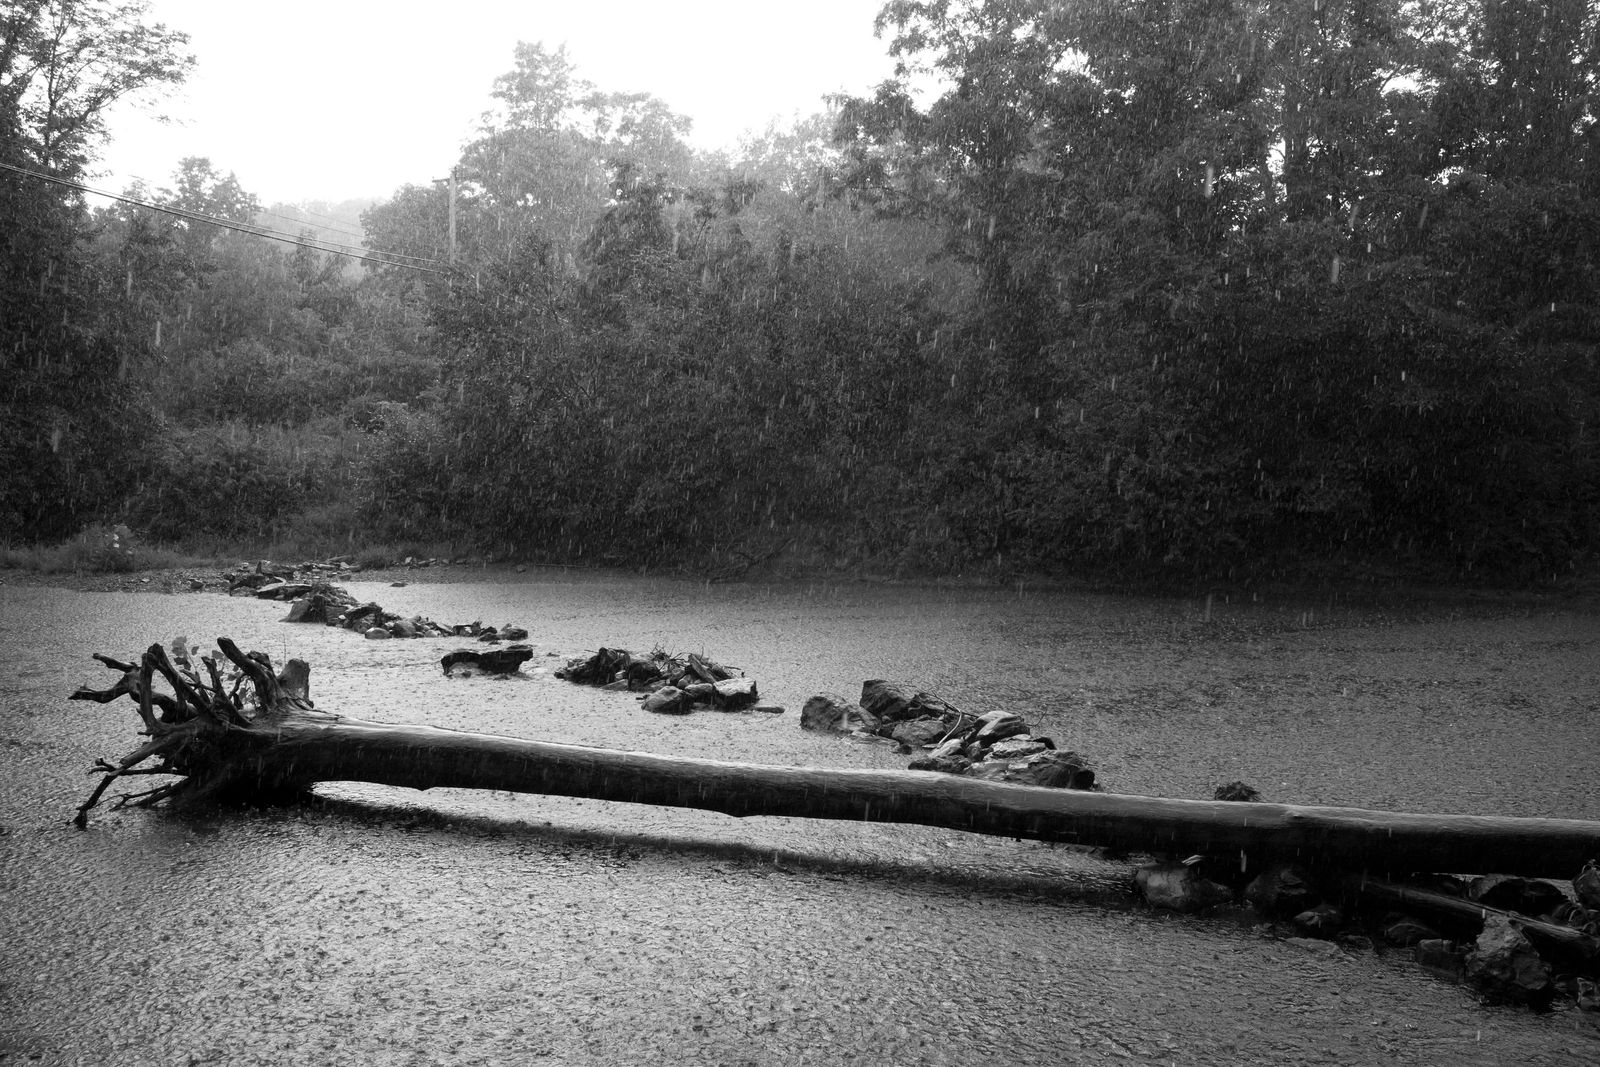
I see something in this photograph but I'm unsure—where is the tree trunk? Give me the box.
[70,639,1600,880]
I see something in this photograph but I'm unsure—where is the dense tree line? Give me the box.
[4,1,1597,580]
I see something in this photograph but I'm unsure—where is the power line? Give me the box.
[0,161,448,274]
[108,167,374,241]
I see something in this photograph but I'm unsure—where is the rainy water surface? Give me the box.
[3,572,1598,1065]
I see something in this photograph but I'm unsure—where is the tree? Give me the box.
[0,0,192,171]
[0,0,192,542]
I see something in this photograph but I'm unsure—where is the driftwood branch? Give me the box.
[66,639,1600,880]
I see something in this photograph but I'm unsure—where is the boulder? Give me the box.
[364,627,392,640]
[1464,916,1554,1008]
[1213,781,1262,802]
[1134,862,1233,913]
[1468,874,1569,917]
[441,645,534,676]
[889,718,950,747]
[1244,864,1317,918]
[711,677,759,710]
[859,680,958,725]
[1292,903,1346,938]
[642,686,693,715]
[985,737,1048,760]
[974,710,1031,744]
[1383,916,1441,947]
[907,754,973,775]
[800,694,880,734]
[967,749,1095,790]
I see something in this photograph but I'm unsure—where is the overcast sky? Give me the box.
[97,0,898,205]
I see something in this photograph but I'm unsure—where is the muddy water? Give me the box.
[2,573,1598,1065]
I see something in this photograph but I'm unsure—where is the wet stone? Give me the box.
[1292,903,1345,938]
[441,646,535,676]
[974,711,1030,744]
[985,737,1048,760]
[1382,916,1441,947]
[889,718,949,747]
[1134,862,1233,913]
[1244,864,1317,918]
[642,686,693,715]
[1464,916,1554,1008]
[800,694,878,734]
[1213,781,1262,802]
[968,749,1095,789]
[907,754,972,775]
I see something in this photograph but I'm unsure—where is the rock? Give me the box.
[751,703,785,715]
[599,680,632,692]
[985,737,1048,760]
[389,618,420,638]
[283,597,320,623]
[907,754,972,775]
[1415,939,1466,980]
[1577,977,1600,1013]
[1464,916,1554,1007]
[556,647,631,684]
[1292,903,1346,938]
[927,737,966,760]
[364,627,391,640]
[1383,916,1442,947]
[441,645,534,676]
[974,711,1030,744]
[642,686,693,715]
[1573,861,1600,911]
[1134,862,1233,913]
[1244,864,1317,918]
[800,694,880,734]
[1469,874,1569,917]
[859,680,958,725]
[711,677,759,710]
[501,626,529,641]
[342,602,385,628]
[968,749,1095,789]
[1213,781,1262,802]
[889,718,950,747]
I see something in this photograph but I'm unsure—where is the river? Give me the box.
[2,571,1597,1064]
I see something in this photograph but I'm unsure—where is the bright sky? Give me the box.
[97,0,898,206]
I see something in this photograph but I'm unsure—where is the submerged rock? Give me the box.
[1135,862,1233,913]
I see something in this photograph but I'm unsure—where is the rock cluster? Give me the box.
[556,647,777,715]
[227,559,529,644]
[799,681,1096,790]
[1130,790,1600,1014]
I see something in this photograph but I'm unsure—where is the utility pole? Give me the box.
[431,169,459,264]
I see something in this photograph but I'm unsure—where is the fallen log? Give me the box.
[66,639,1600,879]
